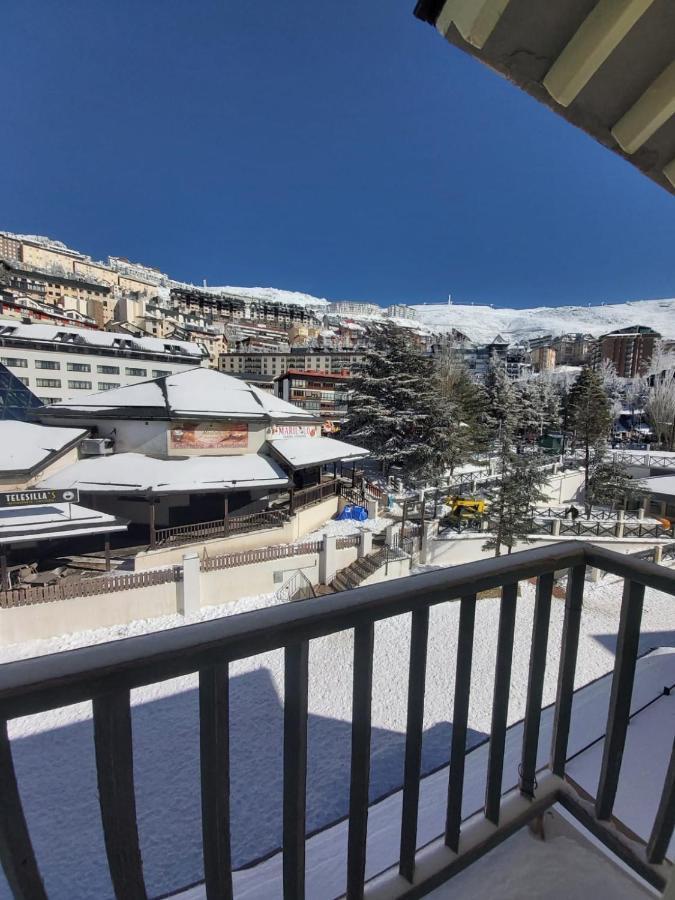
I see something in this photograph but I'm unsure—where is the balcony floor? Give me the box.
[426,806,655,900]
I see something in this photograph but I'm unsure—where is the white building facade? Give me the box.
[0,321,206,404]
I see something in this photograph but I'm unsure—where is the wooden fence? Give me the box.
[0,567,183,609]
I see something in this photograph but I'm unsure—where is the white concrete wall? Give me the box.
[542,469,586,505]
[200,552,320,607]
[428,533,669,568]
[0,581,178,645]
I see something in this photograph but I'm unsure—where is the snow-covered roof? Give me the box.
[37,368,318,423]
[643,475,675,500]
[0,421,87,476]
[268,436,369,469]
[38,452,289,495]
[0,502,127,545]
[0,321,204,358]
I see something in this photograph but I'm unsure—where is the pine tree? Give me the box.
[587,456,644,512]
[483,451,548,556]
[567,366,613,503]
[343,326,478,485]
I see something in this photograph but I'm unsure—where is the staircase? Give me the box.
[330,546,408,593]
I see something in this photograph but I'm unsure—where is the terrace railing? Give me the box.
[0,543,674,899]
[293,479,339,511]
[154,509,288,547]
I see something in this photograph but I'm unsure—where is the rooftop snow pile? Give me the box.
[412,297,675,343]
[0,502,127,544]
[269,436,369,468]
[0,321,204,358]
[0,421,87,476]
[38,452,289,495]
[37,368,318,423]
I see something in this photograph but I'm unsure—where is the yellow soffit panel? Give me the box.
[543,0,655,108]
[664,157,675,189]
[612,60,675,154]
[436,0,511,49]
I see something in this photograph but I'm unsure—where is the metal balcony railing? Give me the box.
[0,542,674,899]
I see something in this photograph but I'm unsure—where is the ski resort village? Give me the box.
[2,2,675,900]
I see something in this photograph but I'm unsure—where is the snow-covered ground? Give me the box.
[293,515,390,544]
[1,571,674,899]
[412,297,675,343]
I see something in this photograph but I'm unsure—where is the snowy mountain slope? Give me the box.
[199,284,329,309]
[412,297,675,343]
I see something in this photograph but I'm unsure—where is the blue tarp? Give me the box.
[337,504,368,521]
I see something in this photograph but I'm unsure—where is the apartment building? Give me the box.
[220,348,367,379]
[275,369,351,427]
[327,301,381,317]
[550,332,594,366]
[385,304,417,320]
[0,294,97,329]
[0,321,206,404]
[530,346,557,372]
[594,325,660,377]
[171,286,319,327]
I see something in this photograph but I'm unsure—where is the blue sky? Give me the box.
[3,0,674,308]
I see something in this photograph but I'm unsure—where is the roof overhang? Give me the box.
[414,0,675,195]
[0,503,128,546]
[268,436,370,470]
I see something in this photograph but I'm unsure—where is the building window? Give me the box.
[68,380,92,390]
[17,377,29,386]
[36,378,61,388]
[97,365,120,375]
[125,367,147,377]
[35,359,60,370]
[38,397,59,405]
[152,369,171,378]
[0,357,28,368]
[97,382,119,391]
[67,362,91,372]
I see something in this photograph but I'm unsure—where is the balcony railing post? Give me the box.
[551,563,586,776]
[92,690,147,900]
[399,607,430,882]
[199,664,233,900]
[283,641,309,899]
[347,623,375,900]
[596,578,645,821]
[647,738,675,864]
[485,581,518,824]
[520,572,554,797]
[0,720,47,900]
[445,594,477,852]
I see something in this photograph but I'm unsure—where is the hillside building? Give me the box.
[594,325,660,377]
[0,321,206,404]
[220,348,367,379]
[530,346,557,372]
[275,370,351,431]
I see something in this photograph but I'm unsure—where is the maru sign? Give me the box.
[169,422,248,450]
[0,488,79,508]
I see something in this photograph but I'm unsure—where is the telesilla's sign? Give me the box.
[0,489,79,508]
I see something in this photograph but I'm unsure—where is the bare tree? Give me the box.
[646,369,675,450]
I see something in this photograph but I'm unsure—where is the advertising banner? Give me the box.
[169,422,249,450]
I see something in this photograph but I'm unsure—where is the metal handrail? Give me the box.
[0,541,673,900]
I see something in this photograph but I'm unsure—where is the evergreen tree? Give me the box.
[483,451,548,557]
[343,326,480,484]
[587,456,645,512]
[567,366,613,502]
